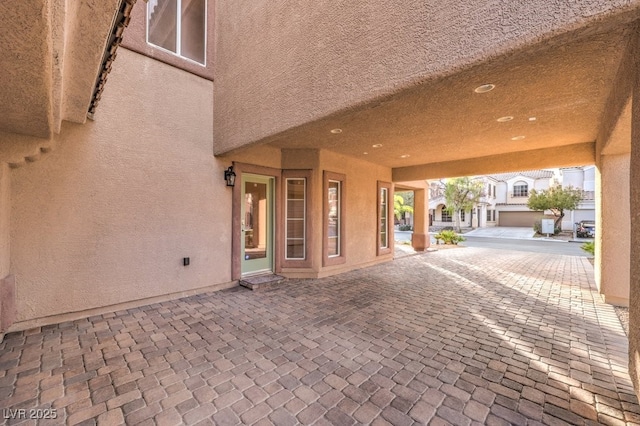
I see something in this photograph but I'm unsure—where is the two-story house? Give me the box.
[429,167,595,229]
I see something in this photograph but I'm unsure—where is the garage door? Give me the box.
[498,211,544,227]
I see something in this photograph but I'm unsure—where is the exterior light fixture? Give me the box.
[372,144,383,148]
[511,135,526,141]
[474,84,495,93]
[224,166,236,187]
[330,128,343,134]
[400,154,410,158]
[497,116,514,122]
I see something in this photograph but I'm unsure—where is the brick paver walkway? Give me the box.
[1,248,639,425]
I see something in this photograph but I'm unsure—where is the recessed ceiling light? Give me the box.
[400,154,410,158]
[363,152,368,155]
[372,144,383,148]
[497,116,513,122]
[511,135,526,141]
[474,84,495,93]
[528,117,537,122]
[330,128,342,134]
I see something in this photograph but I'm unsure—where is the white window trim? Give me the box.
[380,187,389,249]
[285,178,306,260]
[328,180,341,258]
[146,0,207,66]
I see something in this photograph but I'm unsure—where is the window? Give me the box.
[327,181,341,256]
[147,0,207,65]
[323,171,346,266]
[441,207,452,222]
[486,209,495,222]
[460,210,465,221]
[285,178,305,260]
[378,182,392,256]
[513,181,528,197]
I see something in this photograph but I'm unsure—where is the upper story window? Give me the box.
[513,181,529,197]
[147,0,207,65]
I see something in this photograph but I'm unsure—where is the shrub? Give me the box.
[434,230,465,245]
[398,224,413,231]
[581,241,595,256]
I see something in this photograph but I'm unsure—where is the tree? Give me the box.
[443,177,485,232]
[394,193,413,223]
[527,184,583,230]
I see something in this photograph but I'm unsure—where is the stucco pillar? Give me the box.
[0,163,9,279]
[630,63,640,400]
[0,162,13,341]
[595,154,630,306]
[411,188,430,251]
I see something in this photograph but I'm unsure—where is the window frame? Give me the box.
[377,181,393,256]
[281,170,312,268]
[323,171,346,266]
[441,206,452,222]
[146,0,208,66]
[513,181,529,197]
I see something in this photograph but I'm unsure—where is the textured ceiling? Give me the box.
[264,21,633,171]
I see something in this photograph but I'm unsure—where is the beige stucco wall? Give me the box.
[317,150,393,276]
[630,70,640,399]
[213,1,637,153]
[595,154,631,306]
[0,163,9,279]
[9,48,233,328]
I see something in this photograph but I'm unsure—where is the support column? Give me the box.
[630,60,640,399]
[411,188,430,251]
[595,154,631,306]
[0,163,15,341]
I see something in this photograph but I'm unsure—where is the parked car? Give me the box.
[576,221,595,238]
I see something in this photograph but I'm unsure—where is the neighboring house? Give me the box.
[429,167,595,229]
[559,166,597,229]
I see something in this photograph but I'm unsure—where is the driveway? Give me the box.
[1,248,638,425]
[464,227,536,239]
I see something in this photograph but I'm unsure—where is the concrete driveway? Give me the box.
[1,248,638,425]
[464,227,536,239]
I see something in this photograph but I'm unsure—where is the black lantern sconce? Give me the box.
[224,166,236,187]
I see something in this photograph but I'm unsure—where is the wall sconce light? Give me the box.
[224,166,236,187]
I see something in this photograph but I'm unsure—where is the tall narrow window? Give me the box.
[327,180,341,257]
[285,178,306,260]
[380,188,388,249]
[323,171,346,266]
[377,182,392,256]
[147,0,207,65]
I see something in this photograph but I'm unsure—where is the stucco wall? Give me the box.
[213,1,638,153]
[630,77,640,396]
[9,49,233,327]
[0,163,9,279]
[317,150,393,276]
[595,154,631,306]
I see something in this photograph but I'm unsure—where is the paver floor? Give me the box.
[1,248,639,425]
